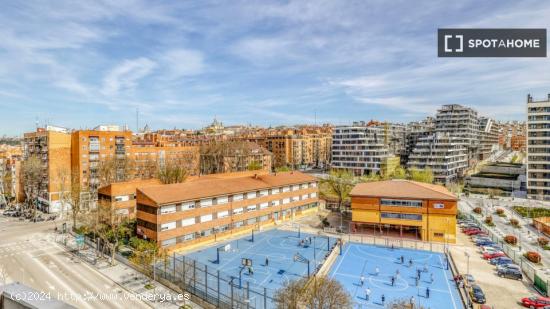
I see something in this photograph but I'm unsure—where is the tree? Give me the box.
[388,298,428,309]
[129,237,159,275]
[69,172,85,231]
[391,166,407,180]
[274,277,351,309]
[408,168,434,184]
[247,160,263,171]
[275,166,292,172]
[56,167,71,220]
[322,170,355,210]
[157,159,189,184]
[21,155,43,218]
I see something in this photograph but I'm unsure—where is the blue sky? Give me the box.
[0,0,549,135]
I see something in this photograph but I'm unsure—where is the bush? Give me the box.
[524,251,542,264]
[473,207,482,214]
[496,208,505,215]
[504,235,518,245]
[510,218,520,227]
[485,216,493,225]
[513,206,550,218]
[538,237,549,247]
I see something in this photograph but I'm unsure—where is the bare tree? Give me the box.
[69,172,85,231]
[274,277,351,309]
[21,155,43,218]
[56,167,71,220]
[157,159,189,184]
[387,298,428,309]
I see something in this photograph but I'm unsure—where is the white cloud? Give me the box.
[101,58,157,96]
[160,49,204,79]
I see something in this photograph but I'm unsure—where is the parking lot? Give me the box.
[451,222,537,308]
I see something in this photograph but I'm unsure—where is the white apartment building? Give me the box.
[527,94,550,200]
[435,104,480,164]
[407,133,468,184]
[479,117,500,160]
[331,124,390,176]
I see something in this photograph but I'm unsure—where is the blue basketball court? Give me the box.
[181,228,337,300]
[329,242,464,309]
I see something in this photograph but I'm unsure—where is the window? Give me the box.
[247,192,257,199]
[200,229,213,237]
[310,192,317,198]
[301,194,308,200]
[161,221,176,231]
[218,210,229,218]
[200,199,213,207]
[380,212,422,221]
[282,186,290,192]
[200,214,213,222]
[233,194,243,201]
[160,205,177,214]
[115,195,130,202]
[214,225,229,233]
[181,217,195,227]
[181,201,195,210]
[183,233,194,241]
[272,200,280,206]
[233,207,244,215]
[247,205,257,212]
[259,190,268,197]
[247,217,257,225]
[259,215,269,222]
[380,199,423,208]
[272,188,280,194]
[434,232,444,238]
[259,202,269,209]
[300,183,308,189]
[310,182,317,188]
[161,238,176,247]
[291,196,299,202]
[233,221,244,228]
[292,185,300,191]
[282,198,290,204]
[217,196,228,204]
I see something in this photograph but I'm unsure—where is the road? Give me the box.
[0,213,151,308]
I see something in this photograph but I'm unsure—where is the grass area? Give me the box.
[513,206,550,218]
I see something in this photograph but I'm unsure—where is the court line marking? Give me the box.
[330,244,350,280]
[439,254,458,309]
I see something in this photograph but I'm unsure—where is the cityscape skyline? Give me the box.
[1,0,549,136]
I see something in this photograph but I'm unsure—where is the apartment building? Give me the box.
[403,117,435,165]
[350,179,457,243]
[435,104,480,165]
[526,94,550,199]
[499,121,526,151]
[71,127,133,194]
[199,141,271,175]
[241,126,332,169]
[129,144,200,179]
[23,126,71,213]
[331,123,391,176]
[407,133,468,184]
[478,117,500,160]
[0,147,23,205]
[135,171,319,250]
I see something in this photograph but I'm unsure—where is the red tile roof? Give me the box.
[350,179,457,201]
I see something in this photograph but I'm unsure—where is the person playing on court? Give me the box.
[375,266,380,276]
[409,258,413,267]
[426,287,430,298]
[395,269,400,278]
[391,276,395,286]
[381,294,385,305]
[423,263,428,273]
[430,273,434,283]
[410,296,415,308]
[249,266,254,275]
[415,276,419,286]
[365,287,371,301]
[360,275,365,286]
[265,257,269,266]
[400,255,404,264]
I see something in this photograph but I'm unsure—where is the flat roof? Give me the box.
[138,171,317,205]
[350,179,457,201]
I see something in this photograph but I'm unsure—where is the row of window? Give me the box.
[380,212,422,221]
[158,182,317,213]
[159,193,318,230]
[160,203,317,247]
[380,199,423,208]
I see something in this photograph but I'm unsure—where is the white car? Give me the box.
[497,263,520,272]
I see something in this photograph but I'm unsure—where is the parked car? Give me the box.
[490,256,513,266]
[466,229,485,236]
[521,296,550,308]
[475,240,496,247]
[470,284,486,304]
[498,268,523,280]
[464,274,475,285]
[482,243,503,251]
[497,263,521,272]
[473,236,492,242]
[2,210,15,216]
[481,247,500,255]
[483,251,506,260]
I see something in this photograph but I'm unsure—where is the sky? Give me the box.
[0,0,549,135]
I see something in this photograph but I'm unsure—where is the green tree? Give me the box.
[391,166,407,179]
[408,168,434,183]
[275,166,292,172]
[274,276,351,309]
[247,160,263,171]
[129,237,159,275]
[322,170,356,210]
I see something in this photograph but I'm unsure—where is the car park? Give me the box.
[490,257,513,266]
[497,263,521,272]
[483,251,506,260]
[498,268,523,280]
[470,284,486,304]
[521,296,550,308]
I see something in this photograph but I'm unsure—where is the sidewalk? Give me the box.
[59,232,201,309]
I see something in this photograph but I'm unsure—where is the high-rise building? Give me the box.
[407,133,468,184]
[331,123,391,176]
[527,93,550,199]
[403,117,435,165]
[435,104,480,165]
[478,117,500,160]
[23,126,72,213]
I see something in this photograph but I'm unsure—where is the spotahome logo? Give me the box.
[438,29,546,57]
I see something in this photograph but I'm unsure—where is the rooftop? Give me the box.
[350,179,457,201]
[138,171,317,205]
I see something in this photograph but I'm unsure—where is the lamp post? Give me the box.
[464,251,470,280]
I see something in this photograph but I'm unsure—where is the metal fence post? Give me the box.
[217,270,220,308]
[247,281,250,309]
[205,265,208,298]
[173,252,176,281]
[264,287,267,309]
[193,259,196,292]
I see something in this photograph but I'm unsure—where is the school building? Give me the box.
[135,171,319,251]
[350,179,457,243]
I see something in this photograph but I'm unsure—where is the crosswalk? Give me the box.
[0,238,59,259]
